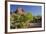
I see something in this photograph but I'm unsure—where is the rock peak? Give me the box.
[15,7,25,15]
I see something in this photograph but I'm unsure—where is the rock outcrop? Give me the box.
[15,8,25,15]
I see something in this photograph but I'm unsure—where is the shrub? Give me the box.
[10,13,33,29]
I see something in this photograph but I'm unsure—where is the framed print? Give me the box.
[5,1,45,33]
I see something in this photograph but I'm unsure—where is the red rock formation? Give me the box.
[15,8,25,15]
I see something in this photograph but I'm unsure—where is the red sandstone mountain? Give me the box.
[15,8,25,15]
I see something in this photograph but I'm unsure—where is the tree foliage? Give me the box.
[10,13,33,29]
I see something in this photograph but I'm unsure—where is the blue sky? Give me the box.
[10,5,42,16]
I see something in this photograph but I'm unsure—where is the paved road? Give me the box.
[28,23,41,28]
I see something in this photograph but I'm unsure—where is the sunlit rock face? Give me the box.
[15,8,25,15]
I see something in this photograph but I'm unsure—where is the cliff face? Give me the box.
[15,8,25,15]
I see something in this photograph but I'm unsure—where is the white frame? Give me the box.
[7,2,45,32]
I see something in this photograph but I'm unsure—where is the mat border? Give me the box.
[5,1,45,33]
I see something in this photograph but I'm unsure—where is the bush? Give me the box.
[10,13,33,29]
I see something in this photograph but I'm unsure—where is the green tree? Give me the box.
[10,12,33,29]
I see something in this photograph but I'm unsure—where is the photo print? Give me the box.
[6,1,45,32]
